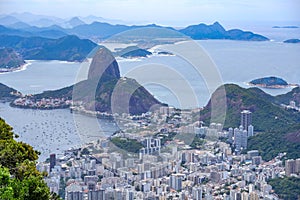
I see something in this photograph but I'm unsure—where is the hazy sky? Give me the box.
[0,0,299,26]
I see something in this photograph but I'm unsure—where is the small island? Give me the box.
[157,51,174,56]
[114,46,152,58]
[284,39,300,44]
[272,26,299,29]
[248,76,295,89]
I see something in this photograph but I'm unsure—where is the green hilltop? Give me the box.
[200,84,300,160]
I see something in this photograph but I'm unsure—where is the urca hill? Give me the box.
[15,47,165,115]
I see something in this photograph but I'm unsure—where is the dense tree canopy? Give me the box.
[0,117,59,200]
[268,177,300,200]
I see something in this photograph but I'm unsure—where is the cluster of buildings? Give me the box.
[139,137,161,159]
[13,96,71,109]
[281,100,300,112]
[285,158,300,177]
[230,110,254,153]
[37,107,298,200]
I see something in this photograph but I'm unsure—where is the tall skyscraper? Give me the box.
[248,125,254,137]
[241,130,248,149]
[296,158,300,174]
[67,191,84,200]
[234,128,241,150]
[285,159,296,176]
[169,174,182,191]
[192,186,202,200]
[228,127,233,143]
[50,154,56,172]
[234,127,248,152]
[249,192,259,200]
[241,110,252,131]
[88,190,105,200]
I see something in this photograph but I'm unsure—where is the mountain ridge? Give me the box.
[0,35,97,62]
[180,22,269,41]
[200,84,300,131]
[200,84,300,160]
[0,17,268,42]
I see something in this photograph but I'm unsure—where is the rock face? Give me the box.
[88,47,120,81]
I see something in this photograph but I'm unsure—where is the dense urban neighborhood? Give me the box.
[39,107,300,200]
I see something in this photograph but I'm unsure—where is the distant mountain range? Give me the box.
[0,15,271,62]
[0,13,126,28]
[0,13,271,62]
[0,35,97,62]
[0,13,269,41]
[0,24,67,39]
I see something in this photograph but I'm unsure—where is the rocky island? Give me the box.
[284,39,300,44]
[249,76,292,88]
[114,46,152,58]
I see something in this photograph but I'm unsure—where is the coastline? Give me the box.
[246,82,299,89]
[0,61,32,74]
[0,59,81,75]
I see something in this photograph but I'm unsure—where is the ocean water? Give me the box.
[0,28,299,160]
[119,40,300,107]
[0,60,82,94]
[0,103,118,161]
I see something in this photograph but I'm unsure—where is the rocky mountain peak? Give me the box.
[88,47,120,81]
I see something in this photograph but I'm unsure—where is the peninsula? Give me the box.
[0,47,25,72]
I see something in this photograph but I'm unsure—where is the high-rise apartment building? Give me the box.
[241,110,252,131]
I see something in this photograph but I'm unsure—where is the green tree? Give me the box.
[268,177,300,200]
[0,118,60,200]
[0,167,14,200]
